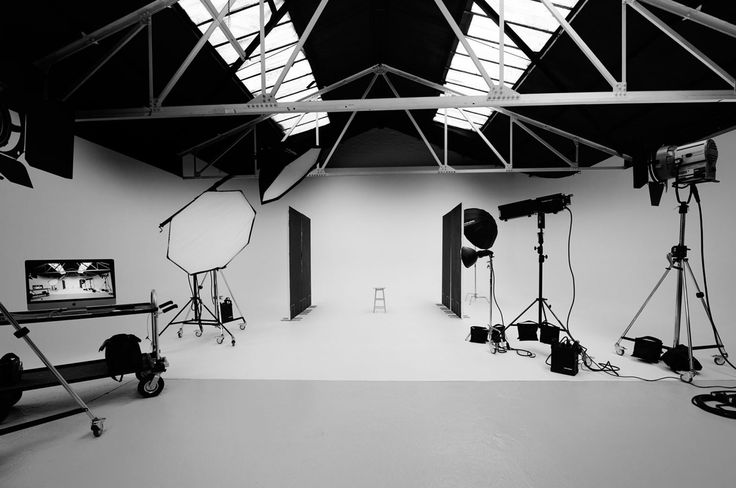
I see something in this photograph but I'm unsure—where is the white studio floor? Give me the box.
[1,298,735,488]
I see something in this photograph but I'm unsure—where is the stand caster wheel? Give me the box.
[239,322,246,330]
[138,376,165,398]
[216,336,224,345]
[714,356,726,366]
[231,340,236,347]
[195,330,203,337]
[177,329,183,338]
[680,371,694,383]
[91,418,105,437]
[614,344,625,356]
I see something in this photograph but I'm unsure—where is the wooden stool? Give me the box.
[372,287,386,313]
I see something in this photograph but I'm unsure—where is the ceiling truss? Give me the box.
[44,0,736,175]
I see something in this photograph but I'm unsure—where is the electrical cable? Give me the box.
[490,265,505,327]
[564,207,576,337]
[692,188,736,371]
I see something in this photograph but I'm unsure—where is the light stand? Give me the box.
[159,269,246,346]
[615,184,728,382]
[465,248,489,305]
[507,212,568,335]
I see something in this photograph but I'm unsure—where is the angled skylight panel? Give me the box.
[178,0,328,134]
[433,0,580,130]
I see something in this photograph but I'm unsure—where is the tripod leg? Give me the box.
[616,266,671,352]
[541,300,565,329]
[681,271,696,382]
[507,299,539,329]
[684,260,728,355]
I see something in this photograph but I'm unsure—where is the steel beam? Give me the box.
[433,0,496,91]
[540,0,620,90]
[35,0,180,70]
[231,3,288,73]
[382,74,443,166]
[637,0,736,39]
[513,119,575,167]
[321,73,380,170]
[381,64,625,159]
[270,0,330,98]
[200,0,247,62]
[77,90,736,121]
[628,1,735,88]
[62,23,146,102]
[157,1,233,105]
[456,109,509,168]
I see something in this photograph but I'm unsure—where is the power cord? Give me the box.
[564,207,576,337]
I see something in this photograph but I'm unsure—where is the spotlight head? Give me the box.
[633,139,718,206]
[463,208,498,249]
[498,193,571,221]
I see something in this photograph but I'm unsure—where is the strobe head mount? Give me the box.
[633,139,718,206]
[497,193,572,221]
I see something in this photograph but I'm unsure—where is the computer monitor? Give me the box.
[25,259,116,310]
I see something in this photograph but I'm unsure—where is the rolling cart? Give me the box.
[0,290,176,437]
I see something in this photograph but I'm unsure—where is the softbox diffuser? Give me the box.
[167,190,256,275]
[259,146,321,204]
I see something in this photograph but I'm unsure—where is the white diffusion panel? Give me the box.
[167,190,256,274]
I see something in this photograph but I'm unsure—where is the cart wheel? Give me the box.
[231,340,236,347]
[195,330,203,338]
[177,329,183,338]
[614,343,625,356]
[137,376,165,398]
[91,419,104,437]
[216,336,224,345]
[6,389,22,407]
[680,371,694,383]
[714,356,726,366]
[239,322,246,330]
[0,402,10,423]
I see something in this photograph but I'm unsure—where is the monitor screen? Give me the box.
[25,259,116,310]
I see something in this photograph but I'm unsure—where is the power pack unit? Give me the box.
[632,336,663,363]
[550,340,581,376]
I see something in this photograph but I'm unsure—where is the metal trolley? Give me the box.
[0,290,176,437]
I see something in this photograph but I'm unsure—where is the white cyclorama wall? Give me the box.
[1,131,735,368]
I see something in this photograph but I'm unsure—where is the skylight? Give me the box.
[433,0,581,130]
[178,0,328,136]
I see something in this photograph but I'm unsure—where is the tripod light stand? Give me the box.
[614,184,729,382]
[499,194,573,342]
[159,182,255,346]
[464,247,489,305]
[462,208,502,351]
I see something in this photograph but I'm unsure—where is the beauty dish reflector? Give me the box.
[463,208,497,250]
[167,190,255,275]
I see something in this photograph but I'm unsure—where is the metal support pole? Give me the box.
[0,300,104,428]
[259,0,266,95]
[381,73,442,166]
[270,0,330,98]
[622,0,627,89]
[673,202,688,347]
[637,0,736,38]
[62,23,146,102]
[498,0,505,86]
[540,0,620,89]
[537,213,546,327]
[433,0,496,90]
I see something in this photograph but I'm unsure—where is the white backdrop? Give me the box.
[1,131,735,364]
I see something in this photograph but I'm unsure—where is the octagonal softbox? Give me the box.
[167,190,256,274]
